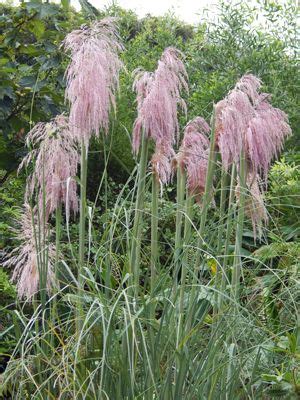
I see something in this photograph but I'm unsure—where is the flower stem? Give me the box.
[130,131,149,296]
[148,172,159,389]
[77,140,88,332]
[150,173,159,294]
[232,153,247,300]
[52,204,62,321]
[178,193,193,337]
[215,169,228,310]
[55,204,62,286]
[173,167,186,292]
[221,164,236,296]
[193,106,217,286]
[79,140,88,286]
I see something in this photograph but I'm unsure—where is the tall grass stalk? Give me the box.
[215,170,229,309]
[197,108,217,244]
[150,174,159,293]
[51,204,62,330]
[55,205,62,285]
[175,170,194,397]
[232,153,247,299]
[130,131,149,295]
[173,167,186,292]
[77,140,88,334]
[39,154,47,309]
[149,172,159,382]
[178,193,194,338]
[221,164,237,296]
[191,107,217,304]
[79,140,88,286]
[182,195,194,261]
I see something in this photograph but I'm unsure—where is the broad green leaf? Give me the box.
[28,19,45,39]
[61,0,70,11]
[19,75,37,88]
[0,87,14,100]
[40,3,59,18]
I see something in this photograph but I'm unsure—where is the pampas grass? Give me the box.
[2,29,295,400]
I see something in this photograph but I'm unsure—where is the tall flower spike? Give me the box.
[151,144,175,185]
[63,18,124,143]
[3,204,55,300]
[132,69,154,153]
[246,94,292,178]
[19,114,79,219]
[217,74,291,236]
[216,73,291,175]
[215,81,255,171]
[132,47,188,183]
[177,117,211,198]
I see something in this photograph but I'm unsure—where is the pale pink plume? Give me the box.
[215,80,254,171]
[178,117,211,197]
[132,69,154,152]
[234,74,261,104]
[216,74,291,175]
[246,94,292,178]
[132,47,188,183]
[63,18,124,143]
[19,114,79,219]
[217,74,291,236]
[3,204,55,301]
[151,144,175,185]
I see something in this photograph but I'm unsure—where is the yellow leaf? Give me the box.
[208,258,217,276]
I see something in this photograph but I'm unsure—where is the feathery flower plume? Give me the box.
[132,47,188,183]
[214,99,227,141]
[246,94,292,178]
[4,205,55,300]
[215,78,255,171]
[215,74,291,174]
[63,18,124,143]
[235,74,261,103]
[132,69,154,152]
[216,74,291,236]
[19,114,79,219]
[151,144,175,185]
[177,117,211,197]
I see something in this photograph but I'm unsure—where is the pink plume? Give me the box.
[178,117,211,197]
[151,144,175,185]
[63,18,124,143]
[3,205,55,301]
[19,114,79,219]
[216,86,254,171]
[216,74,291,176]
[132,47,188,184]
[246,94,292,178]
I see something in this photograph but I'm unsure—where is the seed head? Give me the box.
[3,205,55,301]
[178,117,211,197]
[216,74,291,176]
[132,47,188,183]
[63,18,124,143]
[246,94,292,178]
[19,115,79,219]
